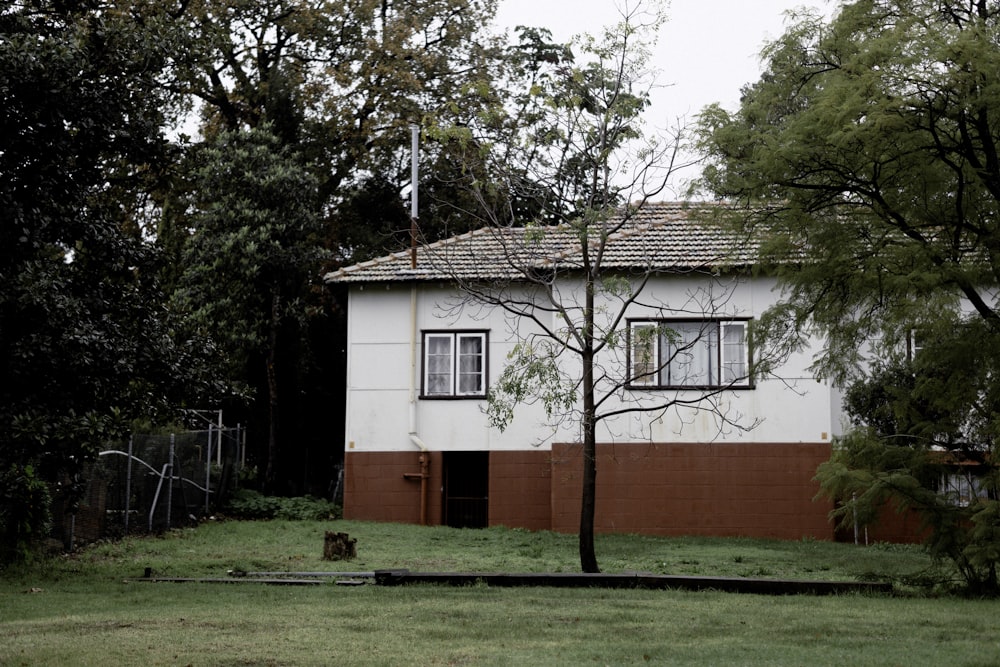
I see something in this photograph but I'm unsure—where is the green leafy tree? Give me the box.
[171,0,507,261]
[0,0,220,559]
[697,0,1000,592]
[156,1,521,494]
[820,319,1000,593]
[172,126,329,493]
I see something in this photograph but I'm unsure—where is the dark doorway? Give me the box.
[443,451,489,528]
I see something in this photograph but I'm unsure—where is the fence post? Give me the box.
[206,426,213,514]
[166,434,175,530]
[124,434,134,535]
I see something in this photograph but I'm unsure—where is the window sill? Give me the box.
[419,394,487,400]
[626,384,756,391]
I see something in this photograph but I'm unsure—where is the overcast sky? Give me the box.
[493,0,836,194]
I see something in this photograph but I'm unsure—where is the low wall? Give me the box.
[344,443,839,540]
[549,442,835,540]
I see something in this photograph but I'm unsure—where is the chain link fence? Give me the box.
[51,426,246,549]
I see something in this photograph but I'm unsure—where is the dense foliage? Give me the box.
[0,0,596,559]
[170,126,329,492]
[697,0,1000,593]
[0,0,222,560]
[819,326,1000,594]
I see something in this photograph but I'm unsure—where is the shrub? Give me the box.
[0,464,52,564]
[225,489,340,521]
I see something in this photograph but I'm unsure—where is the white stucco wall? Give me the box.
[343,274,841,453]
[344,283,552,453]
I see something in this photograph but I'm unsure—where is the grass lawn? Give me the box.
[2,520,999,666]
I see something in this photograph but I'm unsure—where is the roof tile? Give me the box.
[325,202,757,284]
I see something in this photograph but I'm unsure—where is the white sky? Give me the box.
[493,0,836,194]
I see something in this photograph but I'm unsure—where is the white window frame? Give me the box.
[721,321,749,384]
[907,329,923,361]
[628,319,752,389]
[422,331,488,398]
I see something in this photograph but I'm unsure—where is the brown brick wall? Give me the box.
[550,442,836,540]
[488,450,552,531]
[345,443,852,541]
[344,450,442,525]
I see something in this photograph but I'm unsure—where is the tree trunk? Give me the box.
[579,273,600,573]
[579,354,599,573]
[264,290,281,493]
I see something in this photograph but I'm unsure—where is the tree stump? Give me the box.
[323,531,357,561]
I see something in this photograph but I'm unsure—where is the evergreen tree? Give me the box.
[0,0,218,560]
[697,0,1000,593]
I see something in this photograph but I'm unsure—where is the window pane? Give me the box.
[664,322,716,386]
[428,336,452,355]
[631,324,657,385]
[722,322,747,384]
[457,335,484,394]
[426,335,453,395]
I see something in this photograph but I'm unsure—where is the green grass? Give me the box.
[2,521,998,666]
[31,520,941,583]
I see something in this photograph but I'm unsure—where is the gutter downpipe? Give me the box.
[404,122,430,525]
[406,284,429,526]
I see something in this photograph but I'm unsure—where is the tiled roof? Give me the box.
[324,201,759,284]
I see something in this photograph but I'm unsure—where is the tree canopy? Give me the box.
[2,0,590,556]
[171,126,329,492]
[0,0,222,559]
[697,0,1000,594]
[171,0,507,263]
[698,0,1000,380]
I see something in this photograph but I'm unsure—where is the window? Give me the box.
[423,331,488,397]
[907,329,924,361]
[938,468,990,507]
[628,319,751,388]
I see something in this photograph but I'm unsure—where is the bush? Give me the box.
[225,489,340,521]
[0,464,53,564]
[819,352,1000,596]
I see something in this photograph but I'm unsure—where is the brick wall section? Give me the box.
[343,450,442,525]
[344,443,920,542]
[550,442,836,540]
[488,450,552,531]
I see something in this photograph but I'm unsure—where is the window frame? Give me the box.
[421,330,489,399]
[627,318,753,390]
[907,329,924,362]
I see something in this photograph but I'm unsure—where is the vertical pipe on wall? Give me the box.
[410,123,419,270]
[408,282,430,525]
[407,122,429,525]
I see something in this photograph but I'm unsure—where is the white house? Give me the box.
[326,201,873,540]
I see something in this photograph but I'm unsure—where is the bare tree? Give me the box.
[423,2,772,572]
